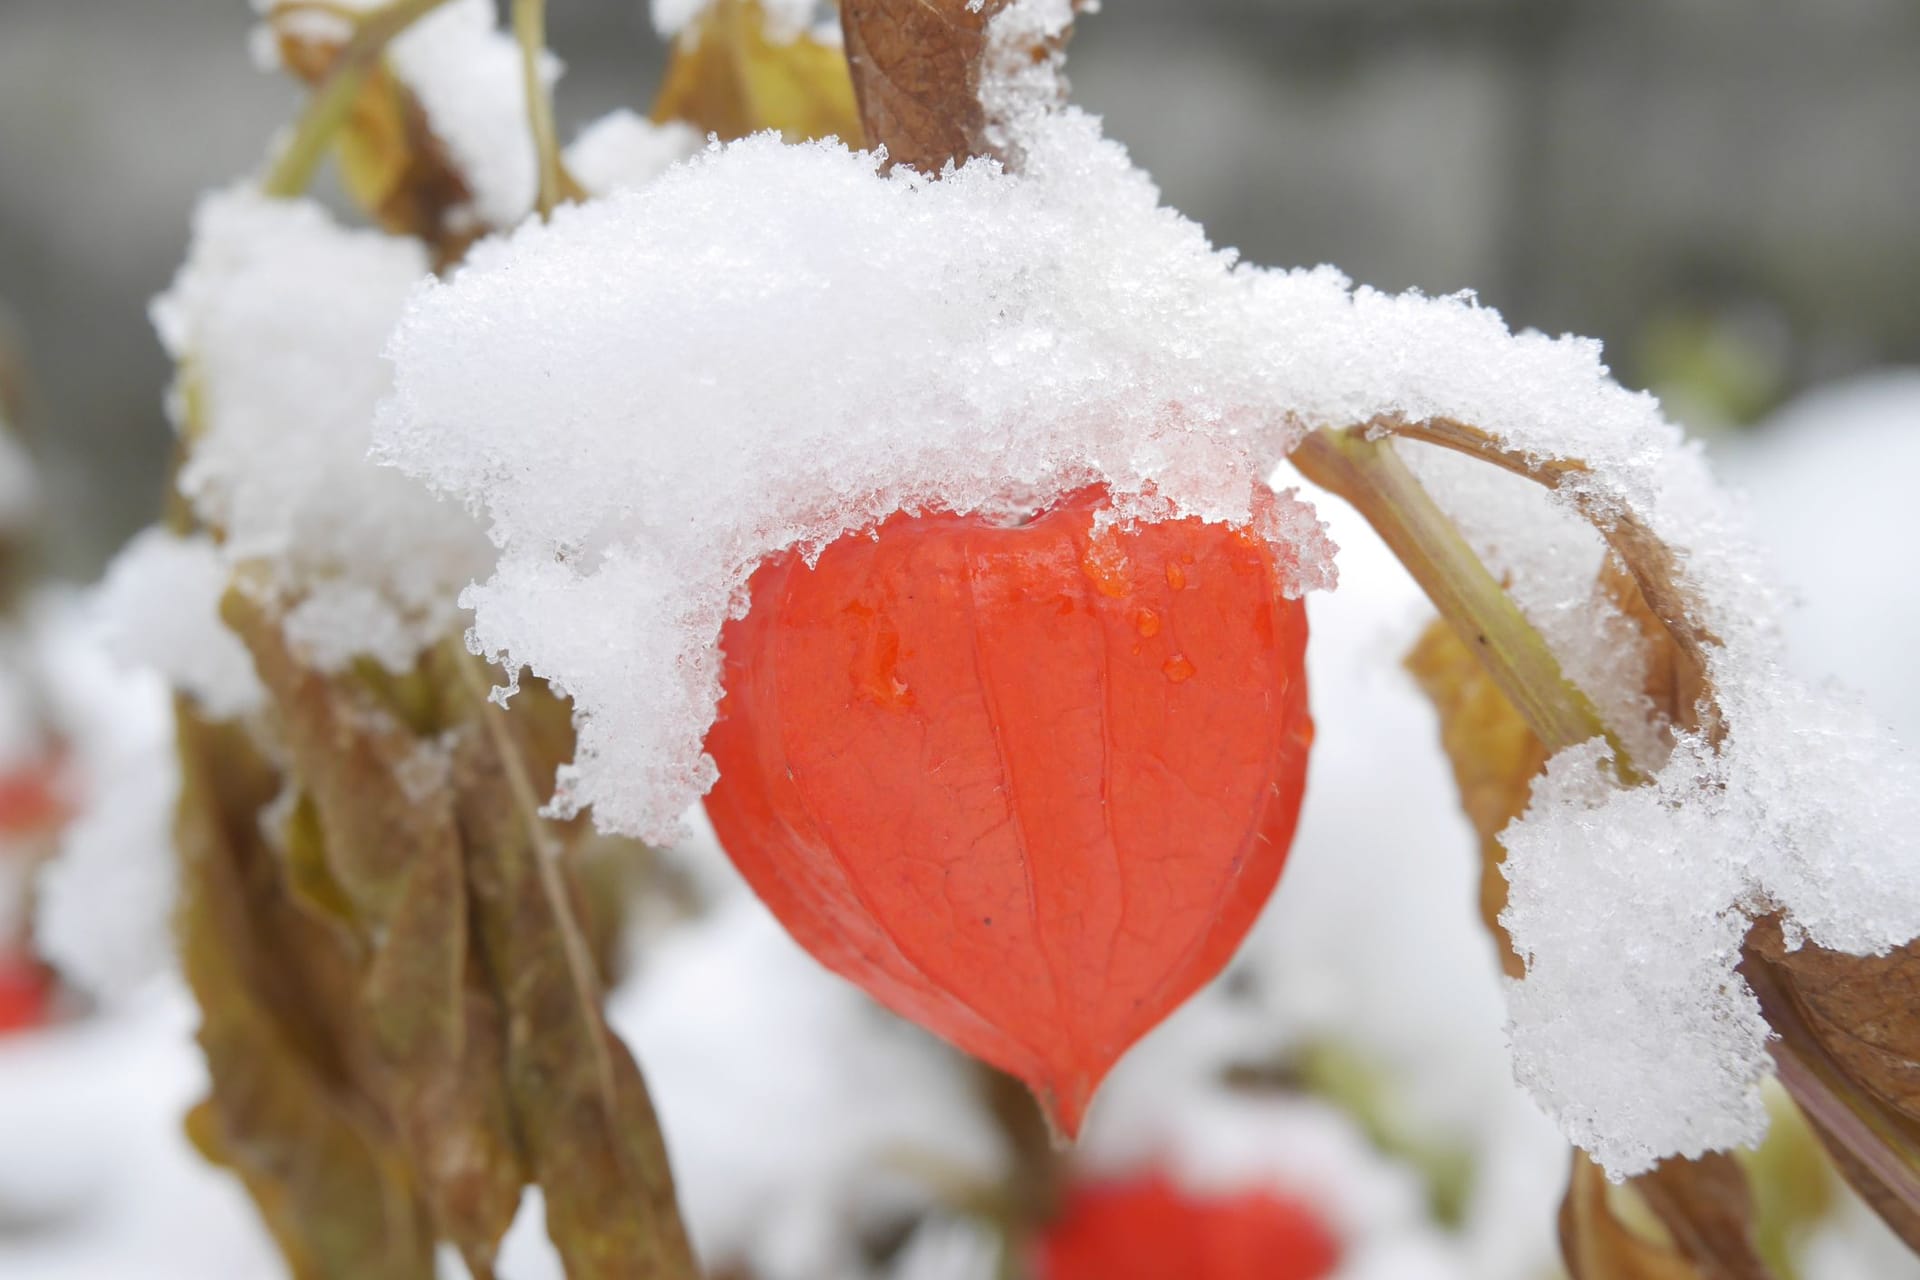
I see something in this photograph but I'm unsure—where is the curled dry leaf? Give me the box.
[1560,1153,1707,1280]
[1632,1154,1775,1280]
[653,0,864,145]
[1744,920,1920,1253]
[1748,917,1920,1136]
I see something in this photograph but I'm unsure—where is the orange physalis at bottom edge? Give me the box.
[0,953,51,1035]
[703,486,1313,1137]
[1035,1172,1342,1280]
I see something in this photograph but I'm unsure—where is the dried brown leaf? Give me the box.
[439,652,697,1279]
[1634,1153,1774,1280]
[1744,922,1920,1252]
[1750,917,1920,1130]
[175,701,436,1280]
[1561,1153,1711,1280]
[227,595,528,1275]
[1404,617,1548,978]
[838,0,1075,172]
[1809,1116,1920,1254]
[224,588,430,924]
[838,0,1000,171]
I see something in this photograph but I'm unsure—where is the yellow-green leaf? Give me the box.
[654,0,864,144]
[1404,616,1548,978]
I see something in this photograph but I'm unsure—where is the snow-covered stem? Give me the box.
[1292,426,1621,762]
[261,0,457,198]
[1374,414,1716,739]
[510,0,567,217]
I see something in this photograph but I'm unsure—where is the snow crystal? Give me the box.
[978,0,1077,164]
[155,187,492,675]
[386,0,558,229]
[376,50,1920,1176]
[565,110,704,199]
[254,0,555,229]
[98,528,263,719]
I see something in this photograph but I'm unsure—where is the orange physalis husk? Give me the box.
[1035,1171,1342,1280]
[704,485,1314,1137]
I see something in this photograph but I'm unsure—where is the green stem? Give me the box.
[1292,426,1627,764]
[259,0,456,199]
[512,0,565,218]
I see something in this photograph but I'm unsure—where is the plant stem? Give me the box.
[260,0,456,199]
[1371,413,1718,740]
[512,0,565,218]
[1292,426,1625,763]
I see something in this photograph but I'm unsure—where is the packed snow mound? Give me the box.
[154,187,493,675]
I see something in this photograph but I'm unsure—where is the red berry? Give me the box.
[1035,1172,1342,1280]
[704,486,1312,1135]
[0,953,51,1035]
[0,757,66,838]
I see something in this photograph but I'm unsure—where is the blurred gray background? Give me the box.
[2,0,1917,577]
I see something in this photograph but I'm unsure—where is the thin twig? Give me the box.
[511,0,567,218]
[1292,426,1628,765]
[1364,413,1719,740]
[260,0,457,198]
